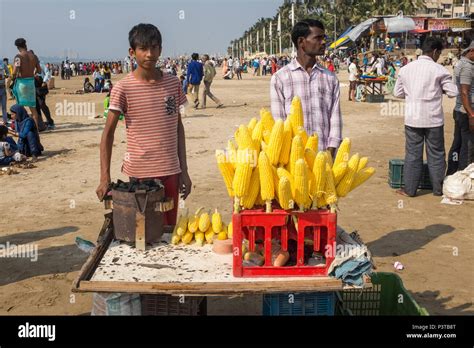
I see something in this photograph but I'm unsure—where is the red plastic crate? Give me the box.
[232,208,337,277]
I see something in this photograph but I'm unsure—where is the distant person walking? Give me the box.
[201,54,223,109]
[394,37,458,197]
[186,53,203,108]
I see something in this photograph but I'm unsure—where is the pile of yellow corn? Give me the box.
[216,96,376,213]
[171,208,232,246]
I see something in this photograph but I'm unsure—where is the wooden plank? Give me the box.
[75,278,342,295]
[135,211,146,251]
[71,214,114,292]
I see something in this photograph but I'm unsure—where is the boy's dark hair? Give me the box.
[191,53,199,60]
[422,37,443,54]
[0,125,8,138]
[291,19,325,48]
[129,23,162,50]
[3,58,8,63]
[14,38,27,49]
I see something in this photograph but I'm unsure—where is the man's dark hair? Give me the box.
[191,53,199,60]
[128,23,162,50]
[14,38,27,49]
[291,19,325,48]
[3,58,8,63]
[203,54,210,60]
[0,125,8,138]
[422,37,443,54]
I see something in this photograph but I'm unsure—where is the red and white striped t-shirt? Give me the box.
[109,72,188,178]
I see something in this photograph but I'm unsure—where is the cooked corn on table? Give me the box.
[73,222,342,296]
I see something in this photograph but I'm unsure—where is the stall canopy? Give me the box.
[347,18,379,41]
[384,15,415,33]
[329,26,355,50]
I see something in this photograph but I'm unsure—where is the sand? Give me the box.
[0,67,472,315]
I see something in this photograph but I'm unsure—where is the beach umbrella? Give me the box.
[329,25,355,50]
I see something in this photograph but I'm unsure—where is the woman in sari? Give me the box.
[10,104,43,158]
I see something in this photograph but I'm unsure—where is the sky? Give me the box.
[0,0,284,61]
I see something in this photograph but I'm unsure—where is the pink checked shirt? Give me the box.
[270,59,342,150]
[393,55,458,128]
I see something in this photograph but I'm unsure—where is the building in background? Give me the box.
[417,0,473,18]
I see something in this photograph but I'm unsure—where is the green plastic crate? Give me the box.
[388,159,432,190]
[336,272,429,316]
[366,94,385,103]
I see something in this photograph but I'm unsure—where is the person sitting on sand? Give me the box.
[9,104,43,159]
[83,77,95,93]
[93,67,104,92]
[0,125,26,166]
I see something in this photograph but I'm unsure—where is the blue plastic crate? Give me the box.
[263,292,336,316]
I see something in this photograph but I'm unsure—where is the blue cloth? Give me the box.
[330,256,372,287]
[10,104,42,156]
[12,77,36,107]
[0,156,15,166]
[5,137,18,152]
[186,60,203,85]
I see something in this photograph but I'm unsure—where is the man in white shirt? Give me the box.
[227,56,233,79]
[348,57,358,101]
[394,37,458,197]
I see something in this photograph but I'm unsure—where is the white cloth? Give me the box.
[348,63,358,81]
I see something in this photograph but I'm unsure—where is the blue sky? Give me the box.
[0,0,283,61]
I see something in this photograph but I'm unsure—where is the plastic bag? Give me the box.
[91,293,142,316]
[443,164,474,200]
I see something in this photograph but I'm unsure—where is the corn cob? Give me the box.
[266,119,284,165]
[296,127,308,148]
[289,96,304,135]
[198,210,211,232]
[171,225,181,245]
[336,153,360,197]
[226,140,237,170]
[333,138,351,169]
[258,152,275,213]
[278,119,293,166]
[357,157,368,172]
[205,226,215,244]
[251,120,264,147]
[305,134,319,153]
[332,162,348,186]
[232,149,253,212]
[350,167,375,191]
[247,117,258,132]
[278,176,294,210]
[316,195,328,209]
[277,167,295,197]
[241,166,260,209]
[308,166,317,200]
[294,159,309,211]
[188,207,204,233]
[324,162,338,212]
[216,150,235,197]
[236,124,255,151]
[289,135,304,175]
[217,231,228,240]
[175,208,189,236]
[312,151,327,199]
[211,208,222,233]
[262,130,271,145]
[195,230,205,246]
[325,150,334,168]
[227,221,233,239]
[260,108,275,132]
[304,148,316,170]
[181,230,194,244]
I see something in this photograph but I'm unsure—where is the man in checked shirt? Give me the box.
[270,19,342,158]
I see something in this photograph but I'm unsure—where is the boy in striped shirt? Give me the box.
[96,23,191,225]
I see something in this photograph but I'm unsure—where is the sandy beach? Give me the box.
[0,68,472,315]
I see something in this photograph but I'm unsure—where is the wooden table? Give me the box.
[358,78,386,97]
[72,214,342,296]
